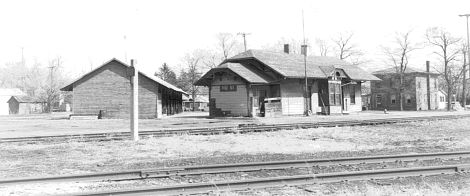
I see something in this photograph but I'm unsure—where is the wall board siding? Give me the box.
[280,79,304,115]
[72,62,160,119]
[211,85,248,116]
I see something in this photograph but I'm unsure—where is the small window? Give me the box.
[328,82,341,105]
[391,94,396,105]
[220,85,237,92]
[417,81,421,88]
[406,94,412,104]
[376,94,382,105]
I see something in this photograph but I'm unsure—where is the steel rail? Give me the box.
[1,114,469,143]
[75,164,470,196]
[2,151,470,185]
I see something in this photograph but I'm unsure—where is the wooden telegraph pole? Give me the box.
[130,59,139,141]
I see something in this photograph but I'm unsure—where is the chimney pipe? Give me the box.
[426,61,431,110]
[283,44,289,54]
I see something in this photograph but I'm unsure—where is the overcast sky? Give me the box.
[0,0,469,78]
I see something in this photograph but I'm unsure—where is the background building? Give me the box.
[0,88,25,115]
[370,66,440,111]
[8,96,45,115]
[61,59,186,119]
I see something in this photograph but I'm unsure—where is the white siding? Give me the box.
[280,79,304,115]
[349,83,362,112]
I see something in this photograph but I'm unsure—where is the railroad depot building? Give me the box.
[195,49,380,117]
[370,67,440,111]
[61,59,186,119]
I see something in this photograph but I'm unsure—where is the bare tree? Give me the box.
[216,33,241,60]
[179,52,203,111]
[383,31,419,111]
[461,43,468,107]
[40,56,64,112]
[332,32,365,64]
[315,38,330,56]
[201,49,220,70]
[426,27,462,111]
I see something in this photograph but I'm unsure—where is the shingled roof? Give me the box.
[196,62,276,86]
[61,58,187,94]
[8,96,43,103]
[227,50,380,81]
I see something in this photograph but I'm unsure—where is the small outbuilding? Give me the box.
[61,58,186,119]
[0,88,26,115]
[8,96,45,115]
[183,95,209,111]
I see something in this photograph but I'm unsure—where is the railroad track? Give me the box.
[1,114,469,143]
[2,151,470,195]
[78,165,470,196]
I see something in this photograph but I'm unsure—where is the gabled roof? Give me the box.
[372,67,439,75]
[227,50,380,81]
[61,58,187,94]
[195,62,274,86]
[9,96,44,103]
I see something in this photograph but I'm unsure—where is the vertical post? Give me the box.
[301,10,309,116]
[242,34,247,52]
[130,59,139,141]
[426,61,431,110]
[460,14,470,108]
[238,32,250,52]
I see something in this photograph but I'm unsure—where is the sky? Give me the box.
[0,0,469,78]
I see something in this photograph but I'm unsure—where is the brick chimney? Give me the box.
[284,44,289,54]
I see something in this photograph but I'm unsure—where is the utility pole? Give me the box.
[238,32,251,52]
[130,59,139,141]
[301,10,309,116]
[460,14,470,108]
[48,64,56,113]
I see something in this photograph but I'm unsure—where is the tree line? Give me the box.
[158,28,469,111]
[0,56,68,112]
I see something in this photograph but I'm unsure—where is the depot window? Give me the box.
[220,85,237,92]
[329,82,341,106]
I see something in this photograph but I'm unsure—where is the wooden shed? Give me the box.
[8,96,45,115]
[61,59,186,119]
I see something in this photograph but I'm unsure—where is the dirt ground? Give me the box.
[2,116,470,195]
[0,110,469,138]
[1,117,470,178]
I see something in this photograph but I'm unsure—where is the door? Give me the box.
[343,97,350,112]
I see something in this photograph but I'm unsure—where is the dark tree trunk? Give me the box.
[399,73,404,111]
[447,86,452,111]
